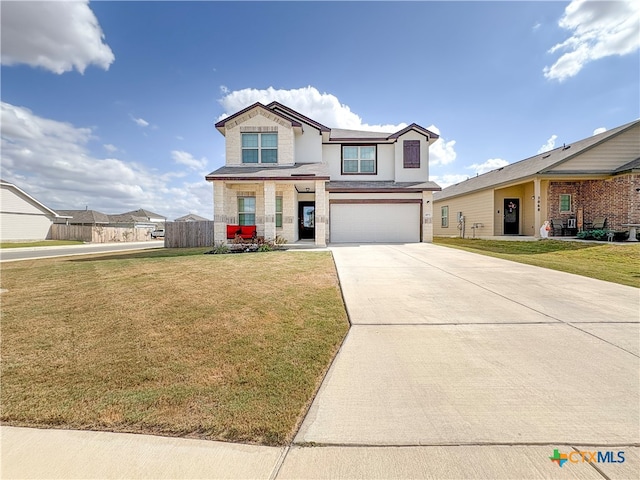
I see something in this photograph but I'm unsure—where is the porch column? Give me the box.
[422,191,434,243]
[533,178,542,238]
[314,180,327,247]
[213,181,227,243]
[264,181,276,240]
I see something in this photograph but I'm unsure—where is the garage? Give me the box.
[330,201,421,243]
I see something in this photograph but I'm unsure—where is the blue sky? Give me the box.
[2,0,639,220]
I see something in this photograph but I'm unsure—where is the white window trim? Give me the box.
[441,206,449,228]
[242,132,278,164]
[342,145,377,174]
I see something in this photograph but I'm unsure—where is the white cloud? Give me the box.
[430,174,469,189]
[0,0,114,74]
[218,85,407,132]
[466,158,510,176]
[171,150,207,171]
[593,127,607,135]
[0,102,211,220]
[544,0,640,81]
[537,134,558,153]
[103,143,118,153]
[130,115,149,127]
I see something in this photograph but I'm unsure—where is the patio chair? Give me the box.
[551,219,564,236]
[587,217,607,230]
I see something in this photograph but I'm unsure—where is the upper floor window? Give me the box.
[403,140,420,168]
[242,133,277,164]
[342,145,376,174]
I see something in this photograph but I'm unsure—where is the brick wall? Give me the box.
[547,174,640,230]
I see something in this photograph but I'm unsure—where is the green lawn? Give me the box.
[434,237,640,288]
[0,240,84,248]
[0,249,349,445]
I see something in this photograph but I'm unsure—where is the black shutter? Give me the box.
[403,140,420,168]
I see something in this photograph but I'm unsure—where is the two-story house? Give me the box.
[205,102,441,246]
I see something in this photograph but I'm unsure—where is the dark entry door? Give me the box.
[299,202,315,239]
[503,198,520,235]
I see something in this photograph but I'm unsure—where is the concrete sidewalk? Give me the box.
[2,243,638,479]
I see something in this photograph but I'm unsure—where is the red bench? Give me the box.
[226,225,257,240]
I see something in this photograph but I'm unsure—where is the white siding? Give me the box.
[393,131,430,183]
[324,143,395,181]
[294,121,323,163]
[0,185,55,240]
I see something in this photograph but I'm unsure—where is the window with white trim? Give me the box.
[238,197,256,225]
[276,196,283,228]
[559,194,572,213]
[342,145,376,174]
[242,133,277,164]
[441,206,449,228]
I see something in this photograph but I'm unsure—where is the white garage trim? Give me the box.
[330,200,421,243]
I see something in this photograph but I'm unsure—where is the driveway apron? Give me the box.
[295,244,639,448]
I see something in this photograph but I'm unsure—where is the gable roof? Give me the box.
[215,102,303,134]
[174,213,210,222]
[0,180,60,217]
[121,208,166,220]
[435,119,640,201]
[267,101,330,133]
[56,209,110,224]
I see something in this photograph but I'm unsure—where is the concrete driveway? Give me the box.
[291,243,639,478]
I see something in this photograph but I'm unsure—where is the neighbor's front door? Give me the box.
[299,202,315,239]
[503,198,520,235]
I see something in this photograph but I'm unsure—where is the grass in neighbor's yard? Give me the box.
[0,240,84,248]
[434,237,640,288]
[0,248,349,445]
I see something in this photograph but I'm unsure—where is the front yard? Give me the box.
[434,237,640,288]
[0,249,349,445]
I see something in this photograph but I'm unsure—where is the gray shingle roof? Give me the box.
[434,119,640,201]
[206,163,330,180]
[56,209,110,224]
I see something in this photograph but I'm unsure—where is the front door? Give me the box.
[299,202,315,239]
[503,198,520,235]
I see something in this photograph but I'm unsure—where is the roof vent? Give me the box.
[542,153,551,159]
[562,144,571,150]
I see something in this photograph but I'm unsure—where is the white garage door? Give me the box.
[330,203,420,243]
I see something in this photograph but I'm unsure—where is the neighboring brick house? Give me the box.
[205,102,441,245]
[433,119,640,238]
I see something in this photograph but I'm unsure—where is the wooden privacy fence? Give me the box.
[164,221,215,248]
[51,224,154,243]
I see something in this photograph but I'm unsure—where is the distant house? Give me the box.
[107,209,166,229]
[433,119,640,238]
[174,213,210,222]
[55,209,110,226]
[0,180,62,241]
